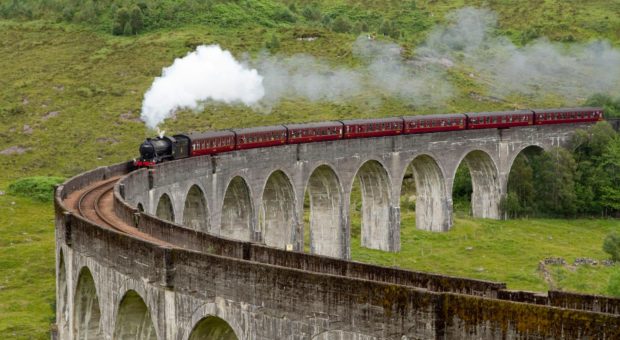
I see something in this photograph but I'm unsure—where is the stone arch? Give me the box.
[352,160,392,249]
[73,267,102,339]
[456,150,501,219]
[305,164,343,258]
[113,290,157,340]
[503,145,546,218]
[137,203,144,212]
[506,145,546,177]
[188,316,238,340]
[406,154,451,232]
[58,250,68,335]
[260,170,296,249]
[156,193,174,222]
[221,176,253,241]
[183,185,209,232]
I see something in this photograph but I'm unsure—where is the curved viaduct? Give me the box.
[128,123,584,258]
[55,121,620,340]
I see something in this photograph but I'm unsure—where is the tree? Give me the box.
[506,153,536,216]
[534,148,577,216]
[600,136,620,213]
[571,122,617,215]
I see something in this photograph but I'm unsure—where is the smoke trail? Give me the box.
[419,7,620,102]
[140,45,264,129]
[140,7,620,128]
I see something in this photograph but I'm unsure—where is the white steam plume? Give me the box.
[141,45,264,129]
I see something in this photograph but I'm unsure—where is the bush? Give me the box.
[274,8,296,23]
[8,176,65,202]
[603,233,620,261]
[331,16,351,33]
[302,5,321,21]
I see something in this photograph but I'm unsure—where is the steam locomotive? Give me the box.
[135,107,604,167]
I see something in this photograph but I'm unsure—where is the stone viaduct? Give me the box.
[127,123,584,258]
[55,121,620,339]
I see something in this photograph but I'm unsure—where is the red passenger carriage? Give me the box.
[341,117,404,139]
[533,108,604,125]
[233,126,288,150]
[403,114,466,134]
[466,110,533,129]
[286,121,344,144]
[189,131,236,156]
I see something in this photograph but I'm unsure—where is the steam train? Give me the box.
[135,107,604,167]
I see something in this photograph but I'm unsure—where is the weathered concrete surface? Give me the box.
[125,123,591,257]
[55,159,620,340]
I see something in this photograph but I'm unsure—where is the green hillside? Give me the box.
[1,1,620,338]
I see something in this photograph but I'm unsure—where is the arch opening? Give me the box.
[221,176,253,241]
[350,161,392,249]
[58,251,68,334]
[260,171,296,249]
[305,165,342,257]
[156,193,174,222]
[73,267,102,340]
[403,155,450,232]
[137,203,144,212]
[455,150,501,219]
[188,316,238,340]
[503,145,545,218]
[113,290,157,340]
[183,185,209,232]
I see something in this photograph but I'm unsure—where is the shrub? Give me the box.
[8,176,65,202]
[274,8,296,23]
[331,16,351,33]
[302,5,321,21]
[603,233,620,261]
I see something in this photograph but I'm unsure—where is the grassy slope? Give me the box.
[1,0,620,337]
[351,210,619,293]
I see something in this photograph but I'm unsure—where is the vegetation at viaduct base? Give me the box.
[1,0,620,338]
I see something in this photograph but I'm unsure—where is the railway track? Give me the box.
[68,177,172,247]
